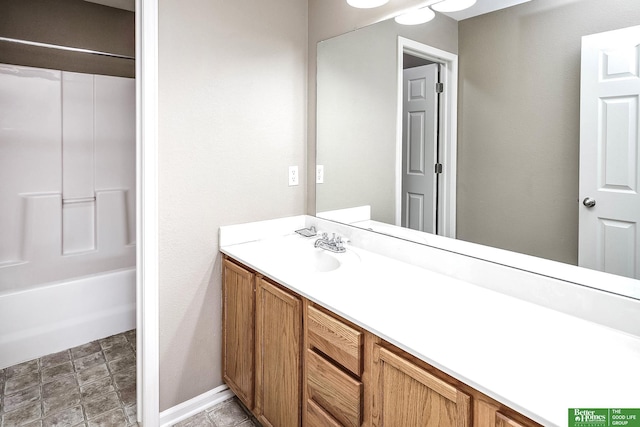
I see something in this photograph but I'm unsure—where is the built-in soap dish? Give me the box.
[295,227,317,238]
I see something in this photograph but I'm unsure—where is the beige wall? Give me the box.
[457,0,640,264]
[0,0,134,77]
[158,0,307,410]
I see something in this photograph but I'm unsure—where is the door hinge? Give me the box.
[435,163,443,174]
[435,82,444,93]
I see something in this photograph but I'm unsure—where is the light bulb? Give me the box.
[346,0,389,8]
[394,7,436,25]
[431,0,477,13]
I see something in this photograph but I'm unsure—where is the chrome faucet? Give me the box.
[314,232,346,253]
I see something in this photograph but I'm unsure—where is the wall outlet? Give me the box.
[316,165,324,184]
[288,166,299,186]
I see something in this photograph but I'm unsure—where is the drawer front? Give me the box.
[306,399,342,427]
[307,349,362,427]
[307,305,363,376]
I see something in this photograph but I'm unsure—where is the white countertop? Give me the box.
[220,224,640,427]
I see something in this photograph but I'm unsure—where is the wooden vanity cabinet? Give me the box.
[306,399,342,427]
[222,258,255,409]
[306,305,363,376]
[303,303,366,427]
[223,256,541,427]
[495,412,528,427]
[222,257,302,427]
[371,345,471,427]
[370,343,539,427]
[255,276,302,427]
[476,399,531,427]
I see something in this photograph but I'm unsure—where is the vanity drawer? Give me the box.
[307,305,363,376]
[307,349,362,427]
[306,399,342,427]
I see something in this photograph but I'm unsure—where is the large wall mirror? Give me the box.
[315,0,640,297]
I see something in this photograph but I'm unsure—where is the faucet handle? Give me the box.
[321,232,328,239]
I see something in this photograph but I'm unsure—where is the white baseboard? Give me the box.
[158,385,235,427]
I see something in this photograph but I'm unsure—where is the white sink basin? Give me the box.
[248,234,361,274]
[302,249,342,272]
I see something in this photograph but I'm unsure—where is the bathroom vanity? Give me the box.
[219,216,640,427]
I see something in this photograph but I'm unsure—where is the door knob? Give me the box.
[583,197,596,208]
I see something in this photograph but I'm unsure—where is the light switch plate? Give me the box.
[288,166,299,186]
[316,165,324,184]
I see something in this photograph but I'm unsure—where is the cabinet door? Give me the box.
[372,345,471,427]
[256,277,302,427]
[475,399,537,427]
[222,259,255,409]
[496,412,527,427]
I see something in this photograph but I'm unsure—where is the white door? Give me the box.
[579,25,640,279]
[401,64,439,233]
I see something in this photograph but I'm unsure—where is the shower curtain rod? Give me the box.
[0,37,135,61]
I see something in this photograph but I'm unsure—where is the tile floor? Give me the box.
[0,330,137,427]
[172,398,261,427]
[1,331,258,427]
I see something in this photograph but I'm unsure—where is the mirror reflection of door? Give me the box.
[579,25,640,280]
[401,58,440,234]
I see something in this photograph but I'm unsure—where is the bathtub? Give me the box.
[0,268,136,369]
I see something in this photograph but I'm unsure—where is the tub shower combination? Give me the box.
[0,63,136,369]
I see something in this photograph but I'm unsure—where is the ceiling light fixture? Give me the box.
[431,0,477,12]
[394,7,436,25]
[346,0,389,8]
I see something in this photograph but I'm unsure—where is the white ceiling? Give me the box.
[438,0,531,21]
[83,0,135,12]
[79,0,529,21]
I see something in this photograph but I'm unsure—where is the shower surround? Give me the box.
[0,63,136,369]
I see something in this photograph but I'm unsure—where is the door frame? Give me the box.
[395,37,458,238]
[136,0,160,425]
